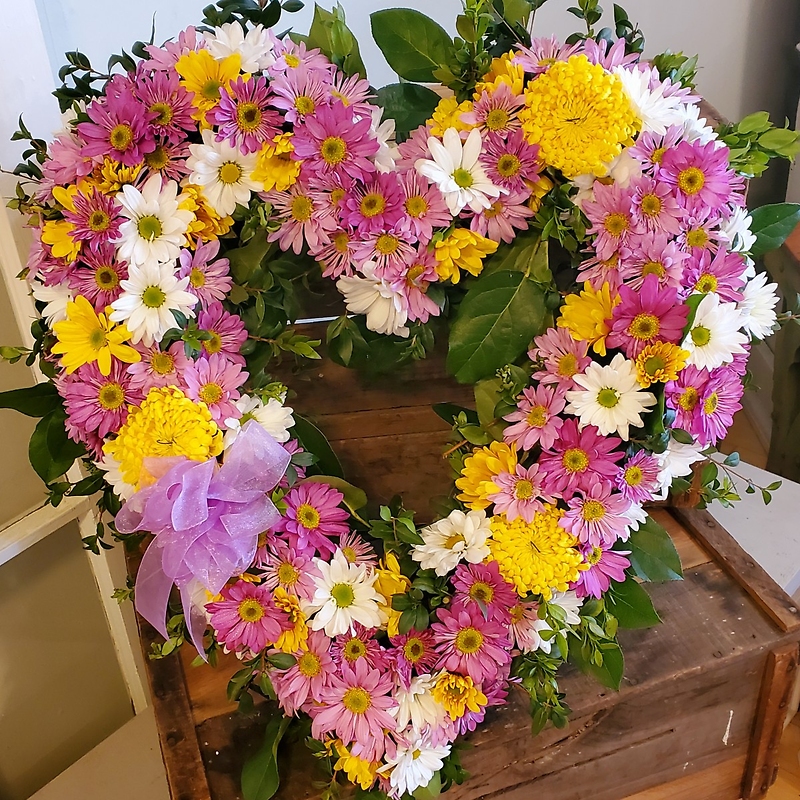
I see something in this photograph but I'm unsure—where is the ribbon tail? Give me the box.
[181,583,209,660]
[134,544,173,643]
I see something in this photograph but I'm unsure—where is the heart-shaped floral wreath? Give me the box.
[3,0,799,797]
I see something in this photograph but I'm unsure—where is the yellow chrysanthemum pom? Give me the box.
[251,133,302,192]
[374,552,411,637]
[273,588,308,653]
[333,742,380,790]
[456,441,517,510]
[434,229,498,284]
[519,54,639,178]
[41,219,81,262]
[489,507,586,599]
[474,51,525,96]
[175,50,242,123]
[635,342,689,388]
[104,387,223,489]
[52,295,140,376]
[180,185,233,243]
[557,281,620,357]
[428,96,475,137]
[92,158,143,193]
[432,672,488,720]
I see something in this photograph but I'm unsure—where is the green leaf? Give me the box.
[447,270,548,384]
[627,514,683,582]
[748,203,800,257]
[606,578,661,628]
[413,770,442,799]
[482,230,551,284]
[0,382,61,417]
[291,414,344,479]
[301,475,367,512]
[267,652,296,670]
[241,715,291,800]
[29,409,85,484]
[374,83,440,141]
[570,642,624,690]
[307,3,366,79]
[370,9,456,82]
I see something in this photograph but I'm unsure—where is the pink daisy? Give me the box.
[539,419,624,499]
[576,248,629,293]
[480,129,540,193]
[127,341,190,392]
[183,352,247,424]
[353,225,416,275]
[207,580,291,654]
[197,301,248,365]
[342,171,406,234]
[394,124,434,172]
[211,76,282,154]
[664,365,710,437]
[309,228,356,278]
[331,624,389,670]
[682,248,747,302]
[461,83,524,134]
[509,602,550,653]
[470,190,533,244]
[142,138,192,182]
[40,132,93,191]
[306,171,354,225]
[272,629,336,715]
[389,630,438,689]
[581,37,640,70]
[675,202,723,254]
[628,127,683,172]
[311,659,398,763]
[269,67,330,124]
[388,248,441,324]
[63,187,122,251]
[695,366,744,446]
[275,482,350,556]
[260,542,319,601]
[178,241,233,310]
[399,171,451,243]
[134,68,196,144]
[619,233,687,291]
[143,26,205,70]
[615,450,661,504]
[659,140,735,207]
[327,72,374,118]
[529,327,591,390]
[503,383,565,451]
[572,544,631,599]
[265,184,336,254]
[583,182,641,261]
[629,175,683,235]
[268,37,332,77]
[559,479,632,547]
[513,36,581,74]
[338,531,378,568]
[291,100,378,182]
[488,463,554,523]
[431,604,511,684]
[451,561,516,623]
[68,244,129,311]
[608,275,688,358]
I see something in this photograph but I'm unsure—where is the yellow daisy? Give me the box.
[179,185,234,243]
[432,671,487,720]
[456,441,518,510]
[273,588,309,653]
[91,158,143,194]
[475,52,525,96]
[175,50,242,124]
[434,229,498,284]
[373,552,411,637]
[635,342,690,387]
[557,281,620,356]
[333,742,380,790]
[251,133,302,192]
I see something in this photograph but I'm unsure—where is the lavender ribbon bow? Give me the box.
[116,421,290,655]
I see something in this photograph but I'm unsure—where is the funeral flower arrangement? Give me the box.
[3,0,800,797]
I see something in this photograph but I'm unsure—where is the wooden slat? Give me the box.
[742,644,800,799]
[648,507,712,570]
[623,756,747,800]
[671,508,800,634]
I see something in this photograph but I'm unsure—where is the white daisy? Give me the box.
[738,271,779,340]
[572,150,642,208]
[549,591,583,627]
[565,353,657,440]
[187,130,264,216]
[510,604,553,654]
[116,174,193,268]
[380,733,451,799]
[303,549,383,637]
[31,279,72,325]
[411,508,492,577]
[110,262,198,346]
[415,127,502,215]
[654,434,705,499]
[675,102,720,146]
[613,65,685,136]
[682,292,748,370]
[337,262,410,338]
[621,501,648,536]
[223,394,295,448]
[718,205,757,254]
[370,107,400,173]
[392,674,447,734]
[203,21,276,72]
[95,452,135,500]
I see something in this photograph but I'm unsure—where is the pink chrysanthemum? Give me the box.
[615,450,661,504]
[338,531,378,568]
[292,101,378,182]
[260,542,319,601]
[275,482,350,556]
[451,561,517,623]
[559,479,632,547]
[207,580,291,654]
[470,190,533,244]
[618,233,687,291]
[695,365,744,445]
[143,26,205,70]
[513,36,581,74]
[539,419,624,500]
[608,275,688,358]
[675,202,723,254]
[211,76,282,154]
[353,225,416,275]
[682,248,747,302]
[327,72,374,118]
[269,67,330,124]
[127,341,189,394]
[480,129,540,193]
[389,630,438,689]
[503,383,566,451]
[310,228,356,278]
[178,241,233,310]
[462,83,524,134]
[388,248,441,324]
[265,184,336,255]
[664,364,710,437]
[78,78,155,167]
[529,327,591,390]
[183,352,247,424]
[269,37,332,77]
[394,124,434,172]
[331,624,389,670]
[488,463,555,523]
[629,175,683,235]
[311,659,398,763]
[399,171,451,244]
[134,68,196,143]
[581,37,640,70]
[659,140,735,207]
[197,301,248,365]
[572,544,631,599]
[576,248,629,293]
[68,244,129,311]
[142,139,192,182]
[583,182,642,261]
[41,132,93,191]
[342,171,406,234]
[306,172,354,225]
[431,603,511,684]
[628,127,683,172]
[63,187,122,251]
[272,629,336,715]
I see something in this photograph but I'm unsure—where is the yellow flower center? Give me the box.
[496,153,521,178]
[452,167,474,189]
[469,581,494,603]
[145,145,170,171]
[679,386,700,411]
[203,331,222,355]
[406,264,426,284]
[291,195,313,222]
[296,502,321,530]
[298,650,322,677]
[150,351,175,375]
[189,268,206,288]
[98,382,125,410]
[650,146,666,165]
[294,95,316,115]
[236,102,262,131]
[330,187,346,207]
[219,161,243,185]
[284,54,301,68]
[404,195,428,218]
[332,231,350,253]
[403,637,426,663]
[641,261,665,278]
[201,79,222,100]
[527,405,548,427]
[582,499,606,522]
[149,102,174,126]
[137,215,162,240]
[320,136,347,165]
[624,465,644,486]
[586,546,603,566]
[444,532,466,550]
[360,193,386,218]
[484,201,503,219]
[94,265,119,290]
[341,546,358,563]
[603,212,629,236]
[330,583,355,608]
[342,687,371,714]
[199,382,223,405]
[686,228,709,248]
[628,312,660,340]
[690,325,712,347]
[563,448,589,473]
[237,598,264,622]
[485,108,510,131]
[678,166,705,195]
[596,387,620,408]
[510,604,525,624]
[640,193,662,216]
[88,209,110,231]
[110,123,134,151]
[695,273,718,293]
[514,478,534,500]
[703,392,719,415]
[375,233,399,255]
[454,627,484,654]
[343,639,367,662]
[277,562,299,586]
[557,353,579,377]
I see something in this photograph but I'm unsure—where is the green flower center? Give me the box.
[145,146,169,171]
[691,325,712,347]
[137,215,163,241]
[189,268,206,288]
[141,285,167,309]
[330,583,355,608]
[452,167,474,189]
[201,79,222,101]
[597,388,620,408]
[644,355,666,375]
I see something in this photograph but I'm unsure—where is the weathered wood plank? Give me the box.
[623,756,747,800]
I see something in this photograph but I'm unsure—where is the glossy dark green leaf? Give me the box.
[307,3,366,78]
[29,409,85,484]
[241,715,291,800]
[749,203,800,257]
[0,382,61,417]
[627,515,684,582]
[570,641,624,690]
[374,83,440,140]
[292,414,344,478]
[606,578,661,628]
[482,230,551,284]
[301,475,367,512]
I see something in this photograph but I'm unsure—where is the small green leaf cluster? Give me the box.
[201,0,302,32]
[565,1,644,53]
[717,112,800,179]
[651,50,698,91]
[301,4,366,79]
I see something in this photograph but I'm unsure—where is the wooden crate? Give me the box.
[126,332,800,800]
